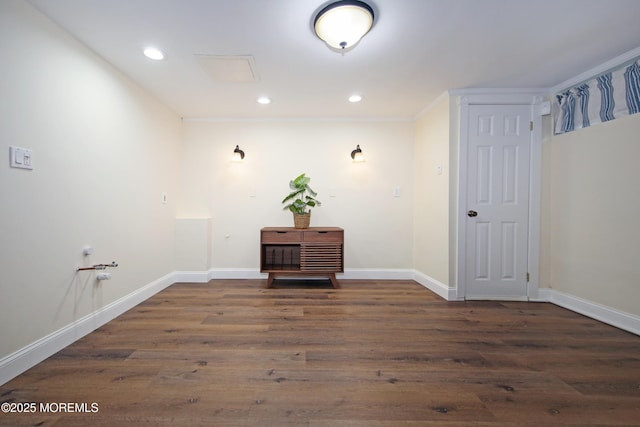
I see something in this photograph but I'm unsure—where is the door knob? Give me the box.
[467,210,478,217]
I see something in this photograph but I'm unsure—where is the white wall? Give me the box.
[179,119,415,271]
[0,1,182,361]
[3,0,638,387]
[413,96,450,285]
[542,114,640,316]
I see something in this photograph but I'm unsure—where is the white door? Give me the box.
[465,104,531,299]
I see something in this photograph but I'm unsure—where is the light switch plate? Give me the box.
[10,146,33,170]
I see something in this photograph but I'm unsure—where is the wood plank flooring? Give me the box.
[1,279,639,426]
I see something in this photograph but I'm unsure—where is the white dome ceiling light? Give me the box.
[314,1,374,52]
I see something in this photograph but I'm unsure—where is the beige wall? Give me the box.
[413,96,451,285]
[542,113,640,316]
[179,119,415,270]
[0,1,182,358]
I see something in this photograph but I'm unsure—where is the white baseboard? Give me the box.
[0,272,175,386]
[172,270,209,283]
[531,287,553,302]
[173,269,265,283]
[209,268,265,280]
[538,288,640,336]
[341,268,413,280]
[412,270,461,300]
[174,268,415,283]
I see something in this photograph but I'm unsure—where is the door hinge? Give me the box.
[526,272,530,282]
[529,121,533,131]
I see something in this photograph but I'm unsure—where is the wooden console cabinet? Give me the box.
[260,227,343,288]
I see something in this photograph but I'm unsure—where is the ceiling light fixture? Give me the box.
[314,0,374,51]
[257,96,271,105]
[143,47,165,61]
[348,94,362,103]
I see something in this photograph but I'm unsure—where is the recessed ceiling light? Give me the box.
[348,94,362,103]
[257,96,271,105]
[143,47,165,60]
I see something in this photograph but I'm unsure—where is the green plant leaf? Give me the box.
[293,173,310,186]
[282,173,320,214]
[281,188,305,204]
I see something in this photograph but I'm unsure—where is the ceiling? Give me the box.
[27,0,640,119]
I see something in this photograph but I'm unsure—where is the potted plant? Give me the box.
[281,173,321,229]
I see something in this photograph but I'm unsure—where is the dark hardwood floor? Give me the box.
[1,279,639,426]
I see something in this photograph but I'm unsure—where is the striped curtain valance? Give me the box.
[554,58,640,134]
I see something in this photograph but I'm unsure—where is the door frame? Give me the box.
[454,91,545,301]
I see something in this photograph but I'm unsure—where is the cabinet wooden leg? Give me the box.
[328,273,340,289]
[266,273,275,288]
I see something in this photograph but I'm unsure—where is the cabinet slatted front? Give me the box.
[260,227,343,288]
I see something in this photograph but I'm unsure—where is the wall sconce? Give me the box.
[232,145,245,161]
[350,144,364,162]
